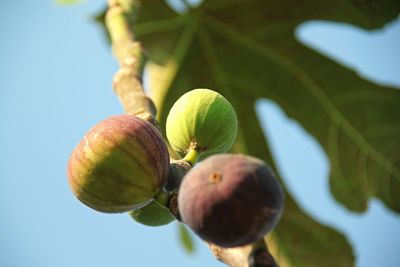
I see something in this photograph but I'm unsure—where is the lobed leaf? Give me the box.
[133,0,400,214]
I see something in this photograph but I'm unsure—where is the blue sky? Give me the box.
[0,1,399,267]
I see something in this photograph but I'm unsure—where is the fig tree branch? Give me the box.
[106,0,157,124]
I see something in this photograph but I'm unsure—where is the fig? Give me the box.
[166,89,238,165]
[67,114,169,213]
[178,154,284,248]
[129,199,175,227]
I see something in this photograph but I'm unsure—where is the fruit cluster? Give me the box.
[68,88,284,250]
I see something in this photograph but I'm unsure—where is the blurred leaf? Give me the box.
[178,223,195,254]
[56,0,83,5]
[98,0,400,265]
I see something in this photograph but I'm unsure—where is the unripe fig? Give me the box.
[68,114,169,213]
[129,199,175,227]
[166,89,238,164]
[178,154,284,248]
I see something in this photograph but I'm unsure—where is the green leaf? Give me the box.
[178,223,195,254]
[102,0,400,265]
[134,0,400,213]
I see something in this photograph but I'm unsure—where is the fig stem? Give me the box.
[183,148,200,166]
[105,0,157,124]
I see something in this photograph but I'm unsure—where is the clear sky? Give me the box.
[0,1,399,267]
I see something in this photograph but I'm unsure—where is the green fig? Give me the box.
[166,89,238,165]
[129,199,175,227]
[68,114,169,213]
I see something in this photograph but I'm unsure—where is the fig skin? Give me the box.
[129,200,175,227]
[166,89,238,162]
[68,115,169,213]
[178,154,284,248]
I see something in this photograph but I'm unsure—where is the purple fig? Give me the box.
[178,154,284,247]
[68,115,169,213]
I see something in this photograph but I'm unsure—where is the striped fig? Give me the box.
[166,89,238,165]
[178,154,284,248]
[67,114,169,213]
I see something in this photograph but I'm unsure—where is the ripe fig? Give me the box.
[68,114,169,213]
[178,154,284,248]
[129,199,175,227]
[166,89,238,165]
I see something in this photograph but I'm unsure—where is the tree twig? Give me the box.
[106,0,157,124]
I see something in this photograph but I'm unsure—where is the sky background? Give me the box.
[0,1,399,266]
